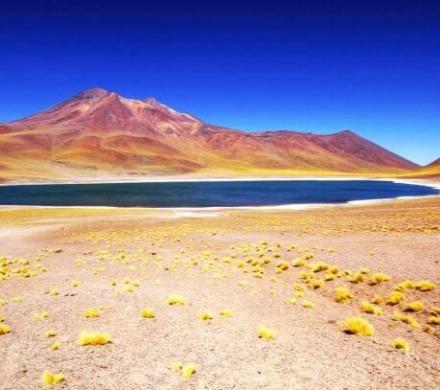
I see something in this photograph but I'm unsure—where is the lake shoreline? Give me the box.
[1,175,439,189]
[0,175,381,186]
[0,178,438,211]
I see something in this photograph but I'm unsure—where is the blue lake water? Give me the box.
[0,180,437,208]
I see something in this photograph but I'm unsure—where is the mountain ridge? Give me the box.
[426,157,440,168]
[0,88,419,182]
[409,157,440,178]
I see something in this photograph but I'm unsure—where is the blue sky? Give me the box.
[0,0,439,165]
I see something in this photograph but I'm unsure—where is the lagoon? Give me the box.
[0,180,438,208]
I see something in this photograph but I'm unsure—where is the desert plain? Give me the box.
[0,191,439,390]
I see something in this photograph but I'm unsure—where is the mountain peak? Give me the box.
[335,129,356,136]
[73,87,112,101]
[144,97,159,105]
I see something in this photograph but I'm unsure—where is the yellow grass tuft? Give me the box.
[83,308,101,318]
[343,317,374,336]
[299,271,313,280]
[302,300,315,308]
[386,291,405,305]
[348,272,364,284]
[33,310,49,320]
[0,324,10,335]
[78,331,112,346]
[258,325,276,340]
[51,342,61,350]
[343,270,353,277]
[45,329,56,337]
[292,258,305,267]
[415,280,436,291]
[369,273,391,285]
[392,311,420,328]
[181,363,197,378]
[219,308,233,317]
[403,301,424,313]
[359,301,382,315]
[334,286,353,304]
[197,311,214,320]
[41,370,65,386]
[167,294,187,305]
[307,279,324,289]
[392,338,410,352]
[324,273,336,281]
[427,316,440,325]
[287,297,297,304]
[140,307,155,318]
[394,280,414,292]
[48,288,59,297]
[276,261,289,271]
[71,280,80,287]
[303,252,314,260]
[310,262,329,273]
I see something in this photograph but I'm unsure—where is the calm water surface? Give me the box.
[0,180,438,208]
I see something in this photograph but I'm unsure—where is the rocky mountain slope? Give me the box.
[0,88,419,182]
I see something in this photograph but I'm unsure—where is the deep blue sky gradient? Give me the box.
[0,0,439,164]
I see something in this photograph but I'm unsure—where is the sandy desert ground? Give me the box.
[0,196,439,389]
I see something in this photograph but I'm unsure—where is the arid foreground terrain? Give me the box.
[0,197,439,390]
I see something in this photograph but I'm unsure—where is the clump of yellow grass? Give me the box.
[343,317,374,336]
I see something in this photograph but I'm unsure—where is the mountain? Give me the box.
[0,88,419,182]
[410,158,440,178]
[427,158,440,169]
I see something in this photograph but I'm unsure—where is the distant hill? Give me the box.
[408,158,440,178]
[0,88,419,182]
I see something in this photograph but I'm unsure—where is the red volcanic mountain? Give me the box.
[0,88,419,182]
